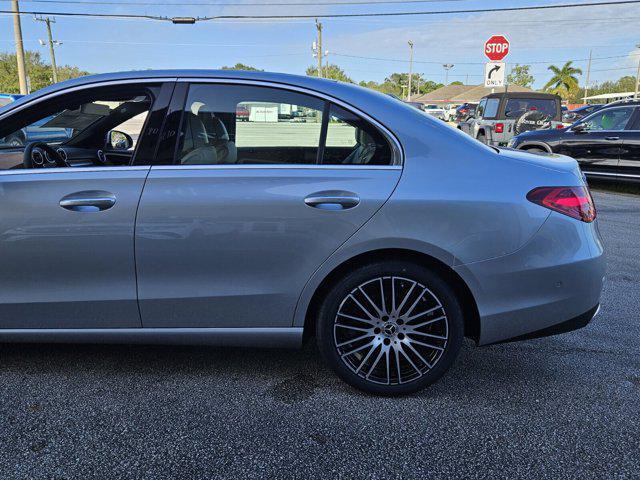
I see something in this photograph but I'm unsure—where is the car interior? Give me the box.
[177,97,392,166]
[0,85,159,170]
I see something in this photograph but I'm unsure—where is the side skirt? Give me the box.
[0,327,303,349]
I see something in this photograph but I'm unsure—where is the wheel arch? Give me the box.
[517,141,552,153]
[301,248,480,344]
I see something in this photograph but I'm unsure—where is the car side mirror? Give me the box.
[107,130,133,150]
[571,124,586,134]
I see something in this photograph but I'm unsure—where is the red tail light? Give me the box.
[556,124,565,129]
[494,123,504,133]
[527,186,596,222]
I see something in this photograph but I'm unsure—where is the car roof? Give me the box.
[0,69,403,116]
[484,92,561,100]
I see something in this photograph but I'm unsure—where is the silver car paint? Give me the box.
[0,167,148,328]
[0,70,604,346]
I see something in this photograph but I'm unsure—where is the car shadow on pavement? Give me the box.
[0,338,567,401]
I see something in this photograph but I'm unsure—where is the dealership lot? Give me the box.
[0,189,637,479]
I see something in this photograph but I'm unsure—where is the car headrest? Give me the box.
[354,128,375,146]
[210,116,230,142]
[183,112,209,151]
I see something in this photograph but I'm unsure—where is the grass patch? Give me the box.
[588,179,640,196]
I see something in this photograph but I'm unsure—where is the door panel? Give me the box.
[557,131,621,168]
[0,168,149,328]
[619,132,640,171]
[135,167,401,328]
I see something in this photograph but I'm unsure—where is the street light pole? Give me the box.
[583,49,592,104]
[11,0,28,94]
[635,44,640,99]
[443,63,454,86]
[407,41,414,101]
[35,16,60,84]
[315,19,323,78]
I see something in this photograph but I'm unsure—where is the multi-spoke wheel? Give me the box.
[317,261,463,395]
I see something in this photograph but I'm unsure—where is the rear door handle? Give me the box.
[605,136,620,141]
[304,190,360,210]
[60,190,116,212]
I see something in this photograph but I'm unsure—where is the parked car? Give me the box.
[458,92,564,146]
[0,93,24,107]
[454,103,477,123]
[443,104,460,122]
[0,70,604,395]
[0,93,73,147]
[509,99,640,181]
[235,105,250,122]
[423,104,446,121]
[404,101,425,111]
[562,104,605,124]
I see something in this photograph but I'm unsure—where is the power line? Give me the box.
[1,1,640,21]
[332,51,640,67]
[9,0,472,5]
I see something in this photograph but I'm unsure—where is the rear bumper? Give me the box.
[455,212,605,345]
[489,304,599,345]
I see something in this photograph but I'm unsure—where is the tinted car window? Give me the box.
[177,84,325,165]
[483,98,500,118]
[476,98,487,118]
[580,107,634,131]
[323,104,393,165]
[504,98,556,118]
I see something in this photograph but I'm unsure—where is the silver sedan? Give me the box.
[0,70,604,395]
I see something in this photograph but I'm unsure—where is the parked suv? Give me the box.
[509,99,640,181]
[458,92,563,146]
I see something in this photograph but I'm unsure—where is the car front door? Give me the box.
[135,81,402,328]
[558,106,635,169]
[0,81,172,329]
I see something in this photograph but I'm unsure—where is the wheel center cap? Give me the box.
[382,322,398,337]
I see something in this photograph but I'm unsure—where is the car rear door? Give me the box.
[0,81,173,329]
[617,107,640,172]
[135,81,402,328]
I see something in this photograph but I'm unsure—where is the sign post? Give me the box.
[484,35,510,92]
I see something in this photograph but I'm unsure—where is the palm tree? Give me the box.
[544,61,583,99]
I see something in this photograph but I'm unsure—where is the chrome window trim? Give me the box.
[151,164,402,171]
[0,166,150,176]
[176,77,404,167]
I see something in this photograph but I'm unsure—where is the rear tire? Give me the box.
[316,261,464,396]
[476,132,487,144]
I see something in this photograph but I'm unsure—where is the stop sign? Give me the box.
[484,35,510,61]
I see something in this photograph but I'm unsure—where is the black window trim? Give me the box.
[161,79,403,168]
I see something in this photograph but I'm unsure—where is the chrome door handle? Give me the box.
[604,136,620,141]
[60,190,116,212]
[304,190,360,210]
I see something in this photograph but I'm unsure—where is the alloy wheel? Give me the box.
[333,276,449,386]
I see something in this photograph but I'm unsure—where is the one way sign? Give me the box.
[484,62,505,88]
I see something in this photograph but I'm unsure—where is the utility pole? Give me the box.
[443,63,454,86]
[407,41,414,101]
[11,0,28,94]
[35,16,61,84]
[583,49,592,104]
[315,19,323,78]
[635,44,640,99]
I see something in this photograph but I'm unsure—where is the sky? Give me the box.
[1,0,640,90]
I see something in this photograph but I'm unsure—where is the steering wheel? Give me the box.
[23,142,70,169]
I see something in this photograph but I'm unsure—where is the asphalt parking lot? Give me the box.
[0,189,638,479]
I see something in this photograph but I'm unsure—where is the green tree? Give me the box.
[507,64,534,88]
[544,61,582,99]
[221,63,262,71]
[0,51,89,93]
[306,64,353,83]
